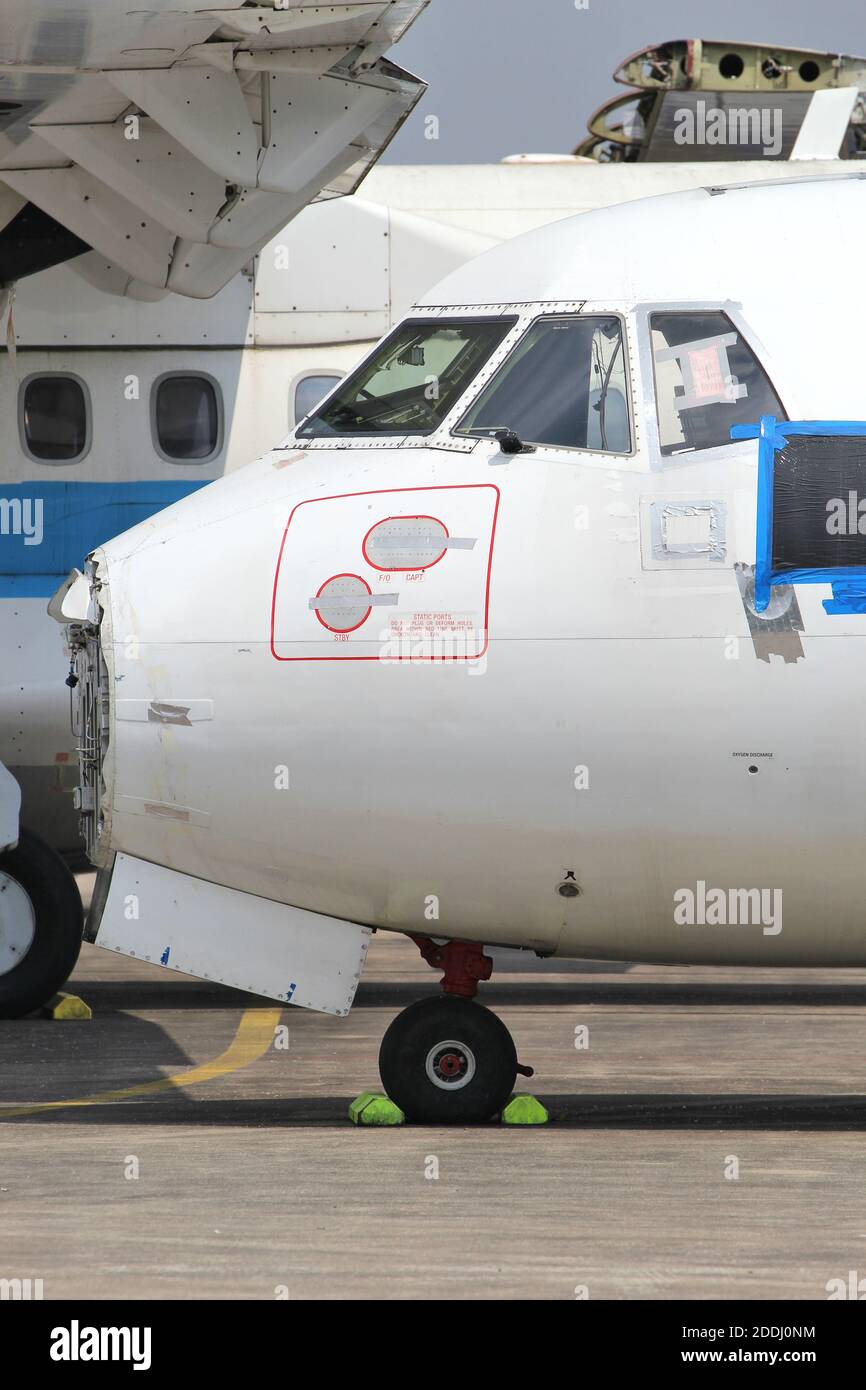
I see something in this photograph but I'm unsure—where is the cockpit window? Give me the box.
[456,315,631,453]
[650,311,786,456]
[296,318,515,438]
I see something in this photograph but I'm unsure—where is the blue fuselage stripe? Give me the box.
[0,479,210,597]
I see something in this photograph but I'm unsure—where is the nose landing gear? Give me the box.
[377,937,532,1124]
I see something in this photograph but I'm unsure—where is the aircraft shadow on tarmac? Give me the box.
[351,979,866,1008]
[11,1092,866,1131]
[5,973,866,1131]
[9,910,866,1129]
[52,974,866,1011]
[0,1008,203,1107]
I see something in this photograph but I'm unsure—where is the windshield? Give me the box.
[296,318,515,438]
[456,315,631,453]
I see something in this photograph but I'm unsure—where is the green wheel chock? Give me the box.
[39,993,92,1021]
[349,1092,405,1126]
[501,1094,549,1126]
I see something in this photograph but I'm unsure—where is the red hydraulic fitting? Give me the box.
[410,935,493,998]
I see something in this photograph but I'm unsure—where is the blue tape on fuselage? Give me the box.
[753,414,777,613]
[735,417,866,615]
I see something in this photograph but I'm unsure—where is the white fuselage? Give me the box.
[3,158,850,856]
[77,173,866,968]
[85,419,866,968]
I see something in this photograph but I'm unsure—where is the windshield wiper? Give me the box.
[594,336,623,452]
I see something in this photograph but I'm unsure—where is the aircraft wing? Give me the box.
[0,1,428,298]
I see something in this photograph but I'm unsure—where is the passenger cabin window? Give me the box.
[20,375,89,461]
[293,373,341,425]
[153,374,220,461]
[651,311,786,456]
[457,315,631,453]
[296,318,515,437]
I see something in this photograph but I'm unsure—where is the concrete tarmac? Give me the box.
[2,878,866,1300]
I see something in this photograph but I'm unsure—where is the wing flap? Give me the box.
[0,1,428,297]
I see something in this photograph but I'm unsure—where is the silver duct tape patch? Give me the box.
[307,592,399,611]
[734,562,805,663]
[367,535,477,551]
[641,497,728,570]
[116,699,214,724]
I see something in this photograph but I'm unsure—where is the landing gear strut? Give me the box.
[378,936,531,1124]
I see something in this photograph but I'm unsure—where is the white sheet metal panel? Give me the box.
[0,3,429,301]
[234,46,355,77]
[253,193,493,342]
[0,763,21,853]
[166,237,259,299]
[201,2,391,45]
[0,1,223,73]
[258,71,398,193]
[253,307,389,345]
[207,187,307,250]
[8,251,253,346]
[361,158,853,235]
[387,206,495,321]
[791,88,859,160]
[255,196,390,314]
[34,118,229,242]
[107,67,259,187]
[0,166,175,286]
[0,184,24,232]
[95,853,370,1016]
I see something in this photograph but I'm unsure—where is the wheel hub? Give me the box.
[0,871,36,977]
[425,1038,477,1091]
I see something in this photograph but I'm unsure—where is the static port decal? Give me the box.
[364,514,450,571]
[310,573,374,633]
[271,484,499,662]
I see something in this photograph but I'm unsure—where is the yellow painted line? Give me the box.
[0,1007,281,1120]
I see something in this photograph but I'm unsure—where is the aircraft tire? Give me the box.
[379,994,517,1123]
[0,829,84,1019]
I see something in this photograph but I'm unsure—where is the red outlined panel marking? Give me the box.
[271,484,499,663]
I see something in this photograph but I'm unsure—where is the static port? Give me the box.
[558,880,580,899]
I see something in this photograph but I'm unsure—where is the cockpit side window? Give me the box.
[650,311,786,456]
[456,315,631,453]
[296,318,515,438]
